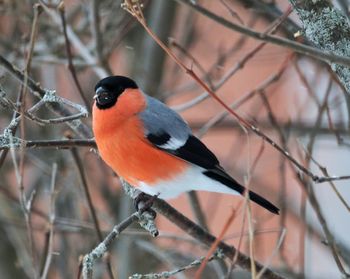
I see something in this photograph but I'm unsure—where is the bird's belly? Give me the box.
[96,121,187,187]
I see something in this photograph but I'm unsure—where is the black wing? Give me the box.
[147,133,279,214]
[164,134,220,170]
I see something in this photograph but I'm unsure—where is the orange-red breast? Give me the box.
[92,76,279,214]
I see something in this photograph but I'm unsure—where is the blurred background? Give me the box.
[0,0,349,278]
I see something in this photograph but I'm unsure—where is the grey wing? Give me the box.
[139,94,221,169]
[139,95,191,150]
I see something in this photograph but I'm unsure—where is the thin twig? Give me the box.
[0,93,87,125]
[0,139,96,151]
[131,252,222,279]
[220,0,244,25]
[195,206,239,279]
[256,229,287,279]
[187,191,209,231]
[17,4,42,277]
[169,38,215,90]
[246,191,256,279]
[58,2,91,112]
[89,0,112,73]
[9,134,38,278]
[40,163,58,279]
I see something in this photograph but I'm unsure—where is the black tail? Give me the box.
[203,168,280,215]
[247,190,279,215]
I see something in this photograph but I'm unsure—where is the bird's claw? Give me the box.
[133,192,158,219]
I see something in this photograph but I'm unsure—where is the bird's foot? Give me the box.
[133,192,158,219]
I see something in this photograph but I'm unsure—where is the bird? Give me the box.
[92,76,279,215]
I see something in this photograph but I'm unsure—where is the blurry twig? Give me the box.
[89,0,111,73]
[244,131,265,279]
[58,2,91,112]
[227,202,247,278]
[325,98,345,145]
[187,191,209,231]
[130,251,223,279]
[40,163,57,279]
[18,3,42,209]
[169,38,215,90]
[0,139,96,151]
[220,0,244,25]
[293,60,321,107]
[246,190,256,278]
[134,240,187,279]
[195,205,239,279]
[9,134,38,278]
[299,145,350,212]
[256,229,287,279]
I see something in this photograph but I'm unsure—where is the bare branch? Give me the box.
[174,0,350,68]
[82,210,158,279]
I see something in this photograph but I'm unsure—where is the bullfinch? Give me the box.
[92,76,279,214]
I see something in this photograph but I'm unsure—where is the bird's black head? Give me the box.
[94,76,138,109]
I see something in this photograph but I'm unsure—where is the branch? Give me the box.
[82,211,158,279]
[289,0,350,94]
[120,181,284,279]
[0,55,92,138]
[0,139,95,151]
[173,0,350,67]
[0,89,88,125]
[130,251,222,279]
[83,213,139,279]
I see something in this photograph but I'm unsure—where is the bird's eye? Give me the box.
[99,92,110,100]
